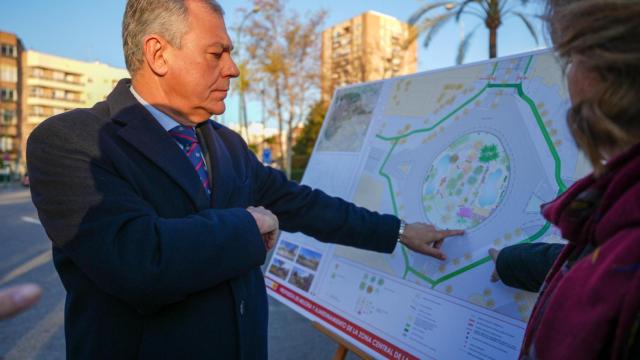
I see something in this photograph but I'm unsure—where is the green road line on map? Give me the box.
[487,83,567,192]
[429,222,552,289]
[379,140,400,215]
[516,85,568,192]
[491,62,498,76]
[523,56,534,75]
[377,64,566,287]
[407,267,437,286]
[378,139,411,278]
[376,86,488,281]
[376,85,488,142]
[404,221,552,288]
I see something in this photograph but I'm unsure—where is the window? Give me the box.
[0,44,17,58]
[1,110,16,124]
[32,67,44,78]
[0,136,13,152]
[52,71,65,81]
[32,106,44,116]
[0,66,18,83]
[53,89,65,99]
[0,88,16,101]
[30,87,44,98]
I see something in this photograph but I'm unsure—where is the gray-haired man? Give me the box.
[27,1,463,358]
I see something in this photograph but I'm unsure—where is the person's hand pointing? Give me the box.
[399,223,464,260]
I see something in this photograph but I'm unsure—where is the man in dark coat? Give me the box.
[26,1,463,358]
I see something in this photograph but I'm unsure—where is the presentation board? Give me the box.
[265,49,590,359]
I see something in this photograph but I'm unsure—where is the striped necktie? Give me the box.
[168,125,211,196]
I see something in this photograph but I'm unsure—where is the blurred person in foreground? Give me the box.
[518,0,640,358]
[25,0,463,358]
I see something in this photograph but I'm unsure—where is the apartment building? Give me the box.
[18,50,129,172]
[320,11,417,103]
[0,31,25,170]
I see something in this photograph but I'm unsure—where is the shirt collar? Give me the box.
[130,86,181,132]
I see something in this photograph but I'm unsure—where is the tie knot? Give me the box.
[169,126,198,147]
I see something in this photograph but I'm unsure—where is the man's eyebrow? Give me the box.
[209,42,234,52]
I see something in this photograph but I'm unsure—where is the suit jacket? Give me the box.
[27,79,400,359]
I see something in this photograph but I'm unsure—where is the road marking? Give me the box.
[0,190,31,206]
[4,299,65,360]
[20,216,41,225]
[0,250,52,286]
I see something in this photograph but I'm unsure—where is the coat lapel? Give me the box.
[197,121,235,208]
[108,79,210,211]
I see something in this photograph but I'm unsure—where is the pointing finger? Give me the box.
[436,229,464,240]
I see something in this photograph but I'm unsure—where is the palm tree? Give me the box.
[407,0,539,64]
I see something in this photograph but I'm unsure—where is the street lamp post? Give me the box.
[236,6,260,142]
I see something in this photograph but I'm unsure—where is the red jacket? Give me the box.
[521,143,640,359]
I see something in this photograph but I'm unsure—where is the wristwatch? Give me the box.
[397,219,407,243]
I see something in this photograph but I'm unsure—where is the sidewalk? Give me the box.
[0,181,28,193]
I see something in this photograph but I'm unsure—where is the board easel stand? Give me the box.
[312,322,374,360]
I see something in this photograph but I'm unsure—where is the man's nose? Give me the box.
[223,55,240,78]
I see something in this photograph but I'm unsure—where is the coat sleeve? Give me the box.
[496,242,564,292]
[27,115,267,313]
[249,151,400,254]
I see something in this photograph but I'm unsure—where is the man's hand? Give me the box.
[247,206,279,251]
[0,283,42,321]
[400,223,464,260]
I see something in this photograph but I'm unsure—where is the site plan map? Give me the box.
[265,49,591,359]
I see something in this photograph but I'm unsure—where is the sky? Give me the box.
[1,0,548,128]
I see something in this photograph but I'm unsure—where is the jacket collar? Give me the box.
[108,79,211,211]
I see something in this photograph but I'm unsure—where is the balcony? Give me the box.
[27,95,83,110]
[0,126,18,136]
[30,73,83,85]
[29,92,83,103]
[28,77,84,93]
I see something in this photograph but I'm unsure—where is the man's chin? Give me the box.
[207,103,226,117]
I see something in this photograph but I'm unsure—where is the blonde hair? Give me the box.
[122,0,224,74]
[546,0,640,174]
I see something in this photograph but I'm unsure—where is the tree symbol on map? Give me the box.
[479,144,499,163]
[422,133,510,230]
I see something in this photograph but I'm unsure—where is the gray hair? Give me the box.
[122,0,225,74]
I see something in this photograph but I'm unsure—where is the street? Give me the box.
[0,187,355,359]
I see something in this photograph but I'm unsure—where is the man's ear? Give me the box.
[142,34,169,76]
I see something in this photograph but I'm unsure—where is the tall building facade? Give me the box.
[0,31,25,170]
[1,31,130,176]
[321,11,417,103]
[23,51,128,165]
[25,50,129,124]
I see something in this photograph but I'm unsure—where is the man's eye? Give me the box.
[209,53,222,59]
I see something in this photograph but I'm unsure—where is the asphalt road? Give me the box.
[0,186,357,359]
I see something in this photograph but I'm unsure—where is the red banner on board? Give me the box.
[266,276,419,360]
